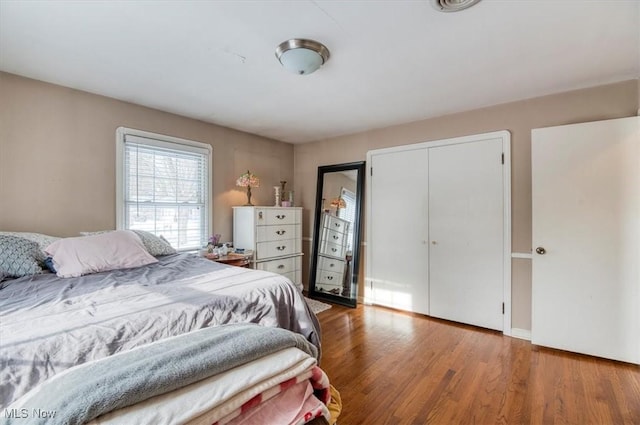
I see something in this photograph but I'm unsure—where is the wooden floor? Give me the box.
[317,303,640,425]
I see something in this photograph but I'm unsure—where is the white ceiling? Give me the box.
[1,0,638,144]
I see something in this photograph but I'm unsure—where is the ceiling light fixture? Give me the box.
[431,0,481,12]
[275,39,330,76]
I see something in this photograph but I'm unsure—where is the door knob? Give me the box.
[535,247,546,255]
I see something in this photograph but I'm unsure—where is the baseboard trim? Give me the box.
[510,328,532,341]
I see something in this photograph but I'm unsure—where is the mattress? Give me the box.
[0,253,321,409]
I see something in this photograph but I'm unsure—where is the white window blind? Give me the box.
[117,130,211,251]
[339,187,357,252]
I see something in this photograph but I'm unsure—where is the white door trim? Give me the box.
[366,130,512,335]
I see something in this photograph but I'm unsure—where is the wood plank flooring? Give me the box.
[317,303,640,425]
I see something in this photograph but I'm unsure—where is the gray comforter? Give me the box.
[0,253,321,408]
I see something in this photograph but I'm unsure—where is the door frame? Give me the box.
[366,130,512,335]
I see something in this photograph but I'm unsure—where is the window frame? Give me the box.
[115,127,212,250]
[339,186,357,252]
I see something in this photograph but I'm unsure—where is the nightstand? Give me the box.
[208,253,252,268]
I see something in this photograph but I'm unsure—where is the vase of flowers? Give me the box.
[207,233,221,255]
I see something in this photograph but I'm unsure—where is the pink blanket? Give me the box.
[217,366,331,425]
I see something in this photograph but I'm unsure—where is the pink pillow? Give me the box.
[45,230,158,278]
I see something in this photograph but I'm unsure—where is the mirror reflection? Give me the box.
[309,162,365,308]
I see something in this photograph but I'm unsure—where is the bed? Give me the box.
[0,231,339,424]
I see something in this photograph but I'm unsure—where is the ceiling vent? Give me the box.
[431,0,481,12]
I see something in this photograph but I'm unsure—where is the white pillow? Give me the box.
[45,230,158,278]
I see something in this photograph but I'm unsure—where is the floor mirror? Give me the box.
[308,161,365,308]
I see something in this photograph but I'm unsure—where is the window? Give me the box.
[339,187,356,252]
[116,128,212,251]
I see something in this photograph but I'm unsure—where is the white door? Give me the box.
[368,148,429,314]
[428,139,505,331]
[532,117,640,364]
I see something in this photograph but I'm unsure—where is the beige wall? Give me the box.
[0,72,294,242]
[2,71,638,332]
[322,172,356,209]
[294,79,639,331]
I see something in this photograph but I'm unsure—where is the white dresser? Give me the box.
[233,206,303,290]
[315,212,350,295]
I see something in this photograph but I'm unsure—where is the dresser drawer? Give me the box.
[316,269,344,286]
[255,208,298,226]
[320,228,346,247]
[319,240,345,259]
[256,239,297,260]
[317,255,345,275]
[256,258,302,291]
[282,270,302,291]
[323,215,349,234]
[256,224,297,243]
[256,256,296,274]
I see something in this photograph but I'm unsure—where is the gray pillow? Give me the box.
[0,235,43,277]
[130,230,177,256]
[0,231,59,263]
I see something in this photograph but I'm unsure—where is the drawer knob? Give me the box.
[331,248,337,252]
[329,263,334,267]
[327,276,333,280]
[277,264,285,269]
[276,246,286,251]
[332,235,339,240]
[259,212,263,219]
[276,214,286,220]
[276,230,286,235]
[335,223,340,227]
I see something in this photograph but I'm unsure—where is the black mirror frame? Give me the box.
[308,161,365,308]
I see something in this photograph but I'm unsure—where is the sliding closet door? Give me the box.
[532,117,639,364]
[428,139,505,331]
[368,148,429,314]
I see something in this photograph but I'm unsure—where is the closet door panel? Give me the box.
[369,148,429,314]
[428,139,505,331]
